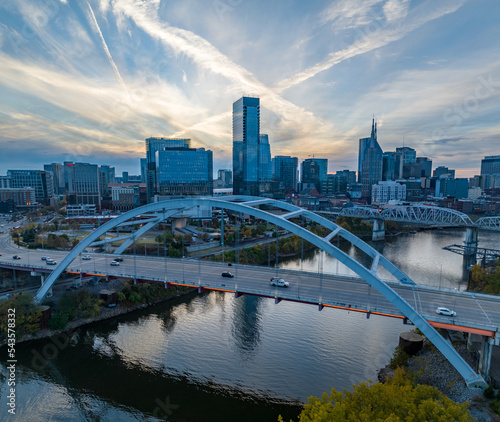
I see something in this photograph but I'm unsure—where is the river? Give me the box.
[1,228,499,421]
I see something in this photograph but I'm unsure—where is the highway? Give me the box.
[1,226,500,337]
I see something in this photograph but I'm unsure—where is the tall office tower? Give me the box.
[433,166,455,179]
[140,158,148,183]
[481,155,500,175]
[232,96,260,195]
[396,147,416,164]
[272,156,298,191]
[8,169,55,205]
[99,165,116,197]
[64,162,101,207]
[358,119,383,202]
[258,134,273,182]
[44,163,65,194]
[416,157,432,178]
[301,158,328,193]
[145,137,213,201]
[382,152,396,181]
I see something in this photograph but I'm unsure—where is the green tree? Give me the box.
[280,368,473,422]
[0,293,42,340]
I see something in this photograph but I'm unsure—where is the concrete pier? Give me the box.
[372,219,385,242]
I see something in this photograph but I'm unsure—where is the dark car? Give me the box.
[114,257,124,262]
[12,255,21,260]
[221,271,234,278]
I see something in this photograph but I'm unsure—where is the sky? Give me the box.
[0,0,499,178]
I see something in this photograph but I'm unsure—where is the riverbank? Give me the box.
[378,337,499,421]
[0,279,197,348]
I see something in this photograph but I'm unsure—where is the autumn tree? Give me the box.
[280,368,473,422]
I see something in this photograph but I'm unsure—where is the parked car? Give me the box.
[436,307,456,317]
[46,259,57,265]
[110,261,120,266]
[270,277,289,287]
[12,255,21,260]
[82,255,91,260]
[221,271,234,278]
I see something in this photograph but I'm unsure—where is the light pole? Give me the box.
[439,264,443,289]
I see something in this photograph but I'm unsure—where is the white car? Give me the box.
[46,259,57,265]
[436,307,456,317]
[110,261,120,266]
[82,255,91,260]
[270,277,289,288]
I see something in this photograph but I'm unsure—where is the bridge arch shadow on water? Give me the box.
[35,196,487,387]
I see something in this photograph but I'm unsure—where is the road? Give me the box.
[1,227,500,337]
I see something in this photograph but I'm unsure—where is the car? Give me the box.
[113,257,124,262]
[436,307,456,317]
[221,271,234,278]
[12,255,21,260]
[82,255,91,260]
[270,277,289,287]
[110,261,120,266]
[41,256,49,261]
[46,259,57,265]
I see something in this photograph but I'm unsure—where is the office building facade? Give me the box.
[272,156,298,191]
[7,170,54,205]
[146,137,213,200]
[481,155,500,175]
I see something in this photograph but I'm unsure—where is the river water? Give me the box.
[1,229,499,421]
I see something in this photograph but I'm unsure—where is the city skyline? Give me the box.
[1,0,499,176]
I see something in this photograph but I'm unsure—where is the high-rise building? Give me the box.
[258,134,272,182]
[0,175,11,189]
[358,119,383,202]
[301,158,327,193]
[481,155,500,175]
[416,157,432,178]
[232,96,262,195]
[396,147,416,164]
[44,163,65,194]
[145,137,213,200]
[140,158,148,183]
[99,165,116,197]
[7,170,54,205]
[272,156,298,192]
[64,162,101,207]
[433,166,455,179]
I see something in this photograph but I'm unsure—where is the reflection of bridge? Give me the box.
[2,196,499,387]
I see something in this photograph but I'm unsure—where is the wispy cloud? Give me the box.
[86,1,128,95]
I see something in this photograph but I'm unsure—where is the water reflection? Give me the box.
[231,295,262,358]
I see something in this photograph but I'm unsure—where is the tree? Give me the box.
[280,368,473,422]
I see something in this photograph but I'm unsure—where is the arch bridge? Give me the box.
[35,196,488,387]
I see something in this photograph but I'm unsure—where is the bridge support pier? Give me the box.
[464,227,478,269]
[467,333,493,379]
[372,219,385,242]
[32,272,53,298]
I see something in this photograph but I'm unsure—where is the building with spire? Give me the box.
[358,119,383,203]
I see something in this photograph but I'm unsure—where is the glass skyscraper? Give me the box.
[358,119,383,202]
[272,155,298,191]
[232,96,261,195]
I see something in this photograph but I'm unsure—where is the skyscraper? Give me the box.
[258,134,272,182]
[481,156,500,175]
[358,119,383,202]
[272,156,298,191]
[301,158,328,193]
[232,96,260,195]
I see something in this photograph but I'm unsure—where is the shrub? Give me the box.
[484,385,495,399]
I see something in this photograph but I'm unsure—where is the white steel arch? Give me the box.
[35,196,485,387]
